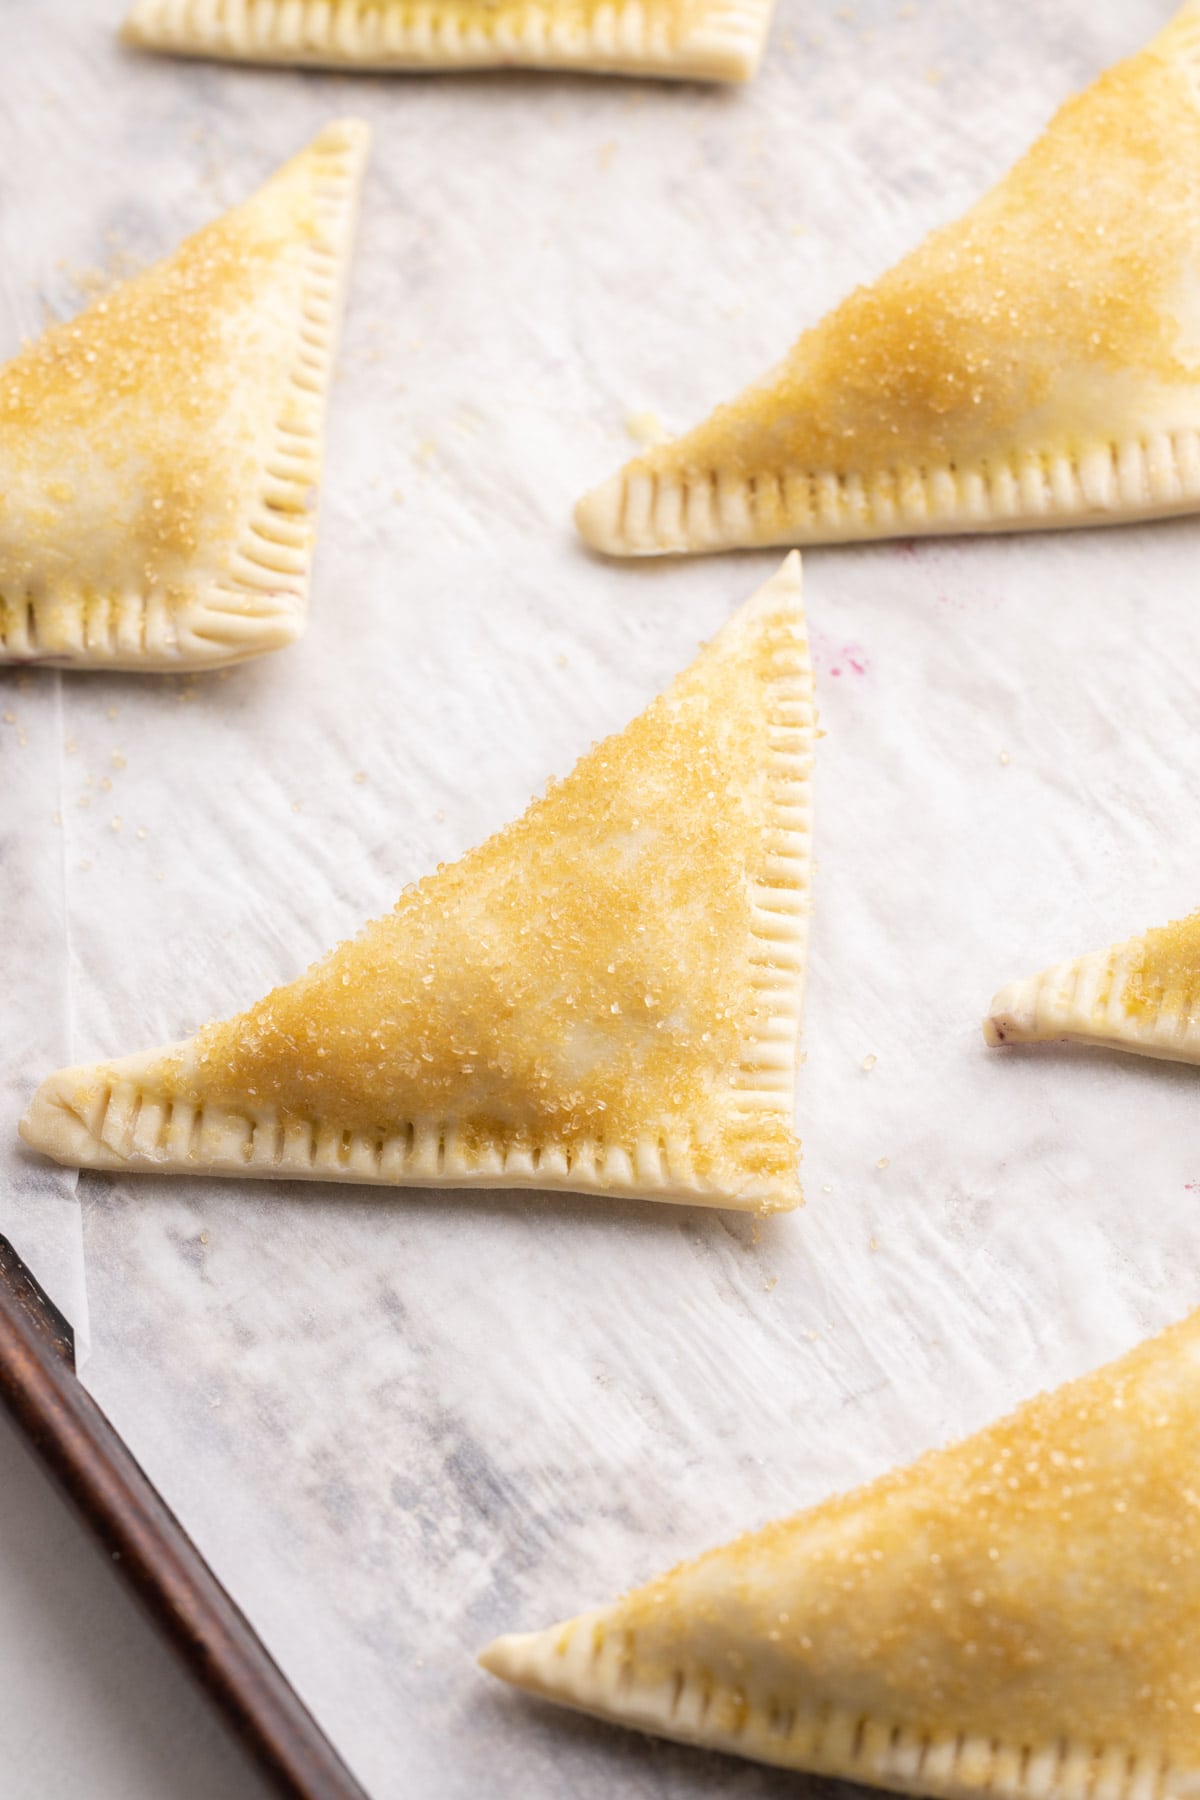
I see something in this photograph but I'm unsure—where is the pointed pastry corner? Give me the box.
[980,951,1116,1054]
[477,1629,541,1683]
[20,1046,192,1173]
[175,588,308,669]
[982,976,1042,1047]
[311,116,373,197]
[736,1162,803,1218]
[676,0,775,82]
[478,1610,618,1712]
[758,547,803,605]
[704,550,804,652]
[21,1063,125,1170]
[317,116,372,158]
[761,1173,804,1216]
[575,468,695,558]
[575,472,638,556]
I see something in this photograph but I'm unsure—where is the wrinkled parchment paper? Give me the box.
[7,2,1200,1792]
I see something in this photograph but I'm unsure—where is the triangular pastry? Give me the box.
[120,0,772,83]
[20,556,814,1211]
[985,905,1200,1063]
[577,2,1200,555]
[482,1307,1200,1794]
[0,121,368,671]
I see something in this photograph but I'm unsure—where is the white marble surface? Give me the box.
[6,3,1200,1797]
[0,1406,272,1800]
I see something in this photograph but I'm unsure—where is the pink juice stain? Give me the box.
[818,640,870,680]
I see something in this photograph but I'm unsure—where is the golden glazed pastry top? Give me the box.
[620,1318,1200,1743]
[636,35,1200,491]
[1126,908,1200,1020]
[0,211,298,588]
[168,590,802,1189]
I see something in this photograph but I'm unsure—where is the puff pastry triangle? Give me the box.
[985,904,1200,1063]
[483,1307,1200,1793]
[21,557,813,1210]
[0,121,368,671]
[121,0,772,83]
[578,3,1200,554]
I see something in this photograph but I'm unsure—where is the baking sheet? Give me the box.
[7,1,1200,1793]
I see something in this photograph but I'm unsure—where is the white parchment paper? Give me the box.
[6,2,1200,1793]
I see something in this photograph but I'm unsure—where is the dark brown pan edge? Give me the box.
[0,1233,371,1800]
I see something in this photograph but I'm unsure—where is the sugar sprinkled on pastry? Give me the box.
[21,556,814,1212]
[986,906,1200,1064]
[0,121,368,671]
[121,0,773,83]
[483,1305,1200,1793]
[578,3,1200,554]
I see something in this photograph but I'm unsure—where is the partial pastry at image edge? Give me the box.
[0,119,369,671]
[482,1304,1200,1795]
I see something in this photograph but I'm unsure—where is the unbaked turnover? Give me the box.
[21,556,814,1211]
[577,2,1200,554]
[985,905,1200,1064]
[483,1306,1200,1795]
[121,0,772,82]
[0,121,368,671]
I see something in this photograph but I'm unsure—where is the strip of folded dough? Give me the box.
[121,0,773,83]
[0,120,368,671]
[483,1305,1200,1795]
[578,2,1200,554]
[21,556,814,1212]
[985,906,1200,1063]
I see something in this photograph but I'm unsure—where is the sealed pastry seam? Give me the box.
[23,1071,772,1201]
[191,121,368,666]
[577,429,1200,556]
[577,1,1200,554]
[122,0,773,82]
[482,1623,1175,1800]
[21,557,814,1209]
[0,120,369,671]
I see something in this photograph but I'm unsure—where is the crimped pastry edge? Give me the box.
[121,0,774,82]
[20,1049,789,1211]
[575,430,1200,556]
[480,1608,1185,1800]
